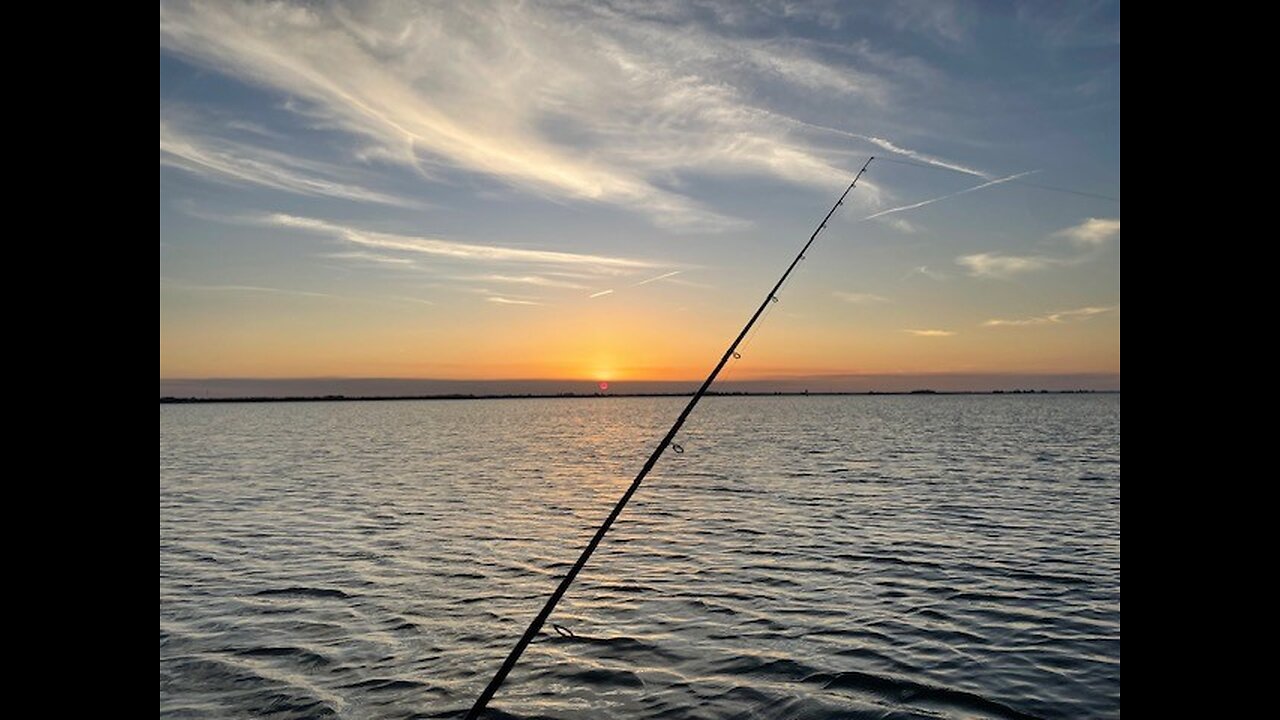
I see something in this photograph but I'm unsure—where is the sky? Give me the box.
[159,0,1120,395]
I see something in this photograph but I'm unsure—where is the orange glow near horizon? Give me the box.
[159,279,1121,382]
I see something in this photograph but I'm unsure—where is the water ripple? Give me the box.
[161,395,1120,719]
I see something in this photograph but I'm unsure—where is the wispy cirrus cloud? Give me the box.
[160,120,410,206]
[486,296,542,306]
[155,1,971,228]
[884,1,974,44]
[161,279,336,299]
[461,274,590,290]
[956,252,1058,278]
[883,217,919,234]
[904,329,956,337]
[958,217,1120,278]
[264,214,656,272]
[322,250,415,266]
[164,279,450,308]
[984,305,1118,327]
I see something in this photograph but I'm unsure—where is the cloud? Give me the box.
[461,274,589,290]
[984,306,1118,327]
[486,296,542,306]
[162,280,335,299]
[904,265,946,280]
[264,214,657,271]
[957,217,1120,279]
[323,250,415,265]
[904,329,956,337]
[588,289,615,299]
[158,1,923,229]
[956,252,1057,278]
[832,291,889,304]
[883,217,919,234]
[160,120,410,206]
[865,171,1037,220]
[1054,217,1120,247]
[884,1,973,44]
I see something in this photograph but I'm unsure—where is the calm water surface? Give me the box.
[160,395,1120,719]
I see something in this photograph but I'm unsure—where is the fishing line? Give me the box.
[716,207,833,390]
[462,156,877,720]
[873,156,1120,203]
[714,291,779,389]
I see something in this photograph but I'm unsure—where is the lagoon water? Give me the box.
[160,395,1120,719]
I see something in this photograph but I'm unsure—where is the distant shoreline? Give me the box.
[160,389,1117,404]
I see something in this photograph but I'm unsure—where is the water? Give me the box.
[159,395,1120,719]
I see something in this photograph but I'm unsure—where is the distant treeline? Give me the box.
[160,389,1112,404]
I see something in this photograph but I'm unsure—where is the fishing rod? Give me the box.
[463,156,875,720]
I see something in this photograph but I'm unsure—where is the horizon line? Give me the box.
[161,373,1120,399]
[161,389,1119,405]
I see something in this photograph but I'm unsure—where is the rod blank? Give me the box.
[463,156,875,720]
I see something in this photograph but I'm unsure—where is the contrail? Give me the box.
[780,117,988,179]
[858,135,989,178]
[631,270,681,287]
[864,170,1038,220]
[588,270,681,298]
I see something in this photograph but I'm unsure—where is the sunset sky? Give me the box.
[159,1,1120,394]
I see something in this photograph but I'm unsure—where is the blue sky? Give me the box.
[160,1,1119,392]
